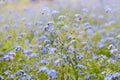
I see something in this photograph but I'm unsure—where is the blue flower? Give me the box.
[27,53,38,59]
[47,69,58,79]
[75,64,87,69]
[27,74,33,80]
[36,36,48,41]
[8,74,16,79]
[3,55,14,61]
[40,59,49,65]
[48,48,57,54]
[23,50,33,55]
[75,14,82,21]
[8,51,16,57]
[116,34,120,39]
[4,70,11,75]
[47,21,54,26]
[58,15,66,21]
[18,75,27,80]
[77,54,84,60]
[104,72,120,80]
[39,66,48,72]
[108,44,115,50]
[104,7,112,13]
[16,70,25,76]
[92,53,98,59]
[34,21,43,26]
[15,46,23,51]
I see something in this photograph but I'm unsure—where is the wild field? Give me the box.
[0,0,120,80]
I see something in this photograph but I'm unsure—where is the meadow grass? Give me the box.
[0,0,120,80]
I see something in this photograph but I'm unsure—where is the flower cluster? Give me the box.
[0,0,120,80]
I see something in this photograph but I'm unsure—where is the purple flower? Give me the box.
[24,22,32,27]
[3,55,14,61]
[53,58,62,65]
[40,59,49,65]
[27,53,38,59]
[51,10,59,17]
[82,46,90,50]
[18,75,27,80]
[47,69,58,79]
[66,35,73,41]
[16,70,25,76]
[39,45,47,53]
[92,53,98,59]
[8,51,16,57]
[8,74,16,79]
[47,21,54,26]
[97,42,105,48]
[44,25,54,31]
[108,44,115,50]
[36,36,48,41]
[110,49,118,56]
[41,7,50,14]
[75,64,87,69]
[24,39,30,44]
[116,34,120,39]
[82,8,88,13]
[34,21,43,26]
[105,7,112,13]
[83,22,92,30]
[39,66,48,72]
[75,14,82,21]
[44,40,51,44]
[4,70,11,75]
[48,48,57,54]
[116,54,120,59]
[15,46,23,51]
[23,50,33,55]
[77,54,84,60]
[58,15,66,21]
[68,46,75,54]
[105,37,117,43]
[2,24,9,29]
[107,58,116,64]
[62,55,68,59]
[27,74,33,80]
[6,35,12,40]
[104,72,120,80]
